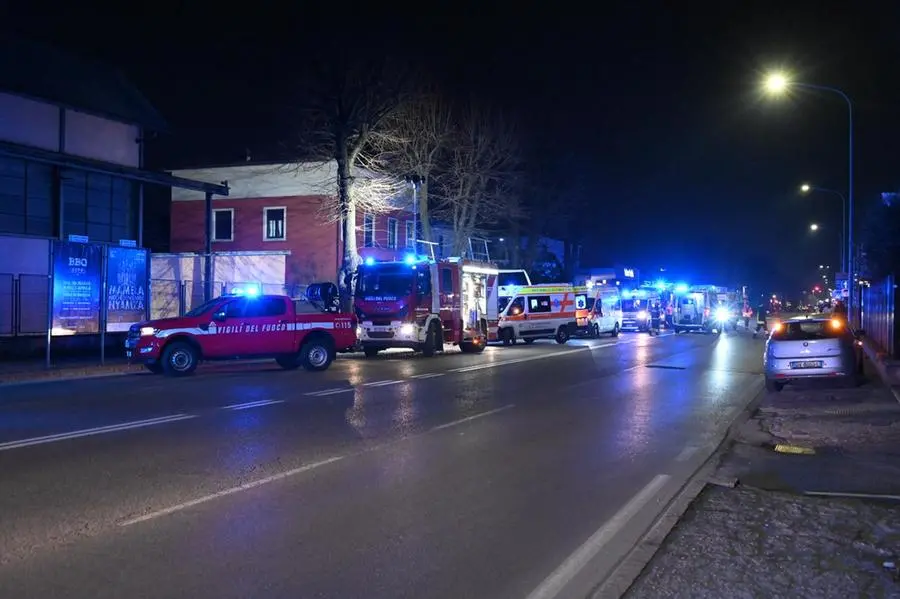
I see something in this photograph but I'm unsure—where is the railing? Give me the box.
[0,272,51,337]
[149,279,309,320]
[860,274,897,357]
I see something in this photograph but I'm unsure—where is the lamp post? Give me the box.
[800,183,847,273]
[809,223,843,281]
[764,72,854,319]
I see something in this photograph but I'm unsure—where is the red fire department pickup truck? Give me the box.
[125,284,356,376]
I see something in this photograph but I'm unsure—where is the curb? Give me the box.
[591,380,767,598]
[859,338,900,405]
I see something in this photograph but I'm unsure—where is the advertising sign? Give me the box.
[835,272,849,298]
[52,241,102,335]
[106,247,148,332]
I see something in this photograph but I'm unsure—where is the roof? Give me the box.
[0,34,167,131]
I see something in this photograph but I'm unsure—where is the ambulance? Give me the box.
[576,284,623,338]
[496,284,583,345]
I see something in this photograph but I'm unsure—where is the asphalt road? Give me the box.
[0,329,764,599]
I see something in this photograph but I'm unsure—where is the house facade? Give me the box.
[169,162,419,286]
[0,35,225,348]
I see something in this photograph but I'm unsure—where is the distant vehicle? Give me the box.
[620,288,659,332]
[763,316,864,392]
[575,285,622,338]
[125,284,357,376]
[497,284,581,345]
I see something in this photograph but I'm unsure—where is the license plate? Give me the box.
[790,360,823,369]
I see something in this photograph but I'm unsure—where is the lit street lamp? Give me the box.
[800,183,847,273]
[809,223,843,269]
[809,223,819,231]
[764,70,855,318]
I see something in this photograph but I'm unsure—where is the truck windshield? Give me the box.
[357,266,414,297]
[184,298,223,317]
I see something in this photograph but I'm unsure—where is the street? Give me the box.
[0,330,763,599]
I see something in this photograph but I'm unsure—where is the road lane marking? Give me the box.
[675,445,700,462]
[122,404,515,526]
[222,399,284,411]
[430,404,515,431]
[0,414,197,452]
[304,388,354,397]
[525,473,671,599]
[410,372,445,379]
[119,456,345,526]
[450,348,588,373]
[365,379,403,387]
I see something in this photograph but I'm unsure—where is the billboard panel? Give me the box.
[51,241,102,335]
[106,246,149,332]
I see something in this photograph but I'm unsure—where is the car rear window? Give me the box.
[773,321,844,340]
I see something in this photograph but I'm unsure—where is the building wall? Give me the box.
[170,195,340,285]
[0,91,141,168]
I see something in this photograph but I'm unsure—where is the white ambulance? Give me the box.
[496,284,584,345]
[577,284,623,337]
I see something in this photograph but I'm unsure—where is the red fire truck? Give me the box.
[355,256,525,357]
[125,283,357,376]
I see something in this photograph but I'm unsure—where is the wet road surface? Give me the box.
[0,330,764,599]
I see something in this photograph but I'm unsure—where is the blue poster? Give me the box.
[52,241,102,335]
[106,247,148,332]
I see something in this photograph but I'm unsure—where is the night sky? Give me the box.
[5,2,900,293]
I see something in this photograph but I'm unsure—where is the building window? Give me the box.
[405,220,415,248]
[264,207,286,241]
[0,157,54,237]
[363,213,375,247]
[212,209,233,242]
[387,217,398,249]
[60,169,136,243]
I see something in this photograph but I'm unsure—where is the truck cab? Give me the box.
[125,284,356,376]
[354,256,491,357]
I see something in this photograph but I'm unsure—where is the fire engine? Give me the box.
[125,283,357,376]
[354,252,522,356]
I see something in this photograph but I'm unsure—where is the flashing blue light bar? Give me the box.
[675,283,689,294]
[364,257,375,266]
[404,254,416,265]
[655,280,667,291]
[635,289,647,299]
[621,289,632,299]
[230,286,260,297]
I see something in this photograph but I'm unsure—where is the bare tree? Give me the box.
[432,102,521,255]
[290,57,412,297]
[368,91,456,243]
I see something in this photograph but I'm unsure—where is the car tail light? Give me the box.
[772,321,783,333]
[830,318,842,330]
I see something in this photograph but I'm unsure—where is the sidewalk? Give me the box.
[621,371,900,598]
[0,356,142,385]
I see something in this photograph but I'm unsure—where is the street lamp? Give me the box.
[809,223,819,231]
[800,183,847,273]
[809,223,844,269]
[763,70,854,319]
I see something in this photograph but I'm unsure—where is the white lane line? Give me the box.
[365,379,403,387]
[430,404,515,431]
[119,456,345,526]
[121,404,517,526]
[675,445,700,462]
[450,348,588,373]
[304,388,353,397]
[222,399,284,411]
[0,414,197,452]
[525,473,671,599]
[410,372,445,379]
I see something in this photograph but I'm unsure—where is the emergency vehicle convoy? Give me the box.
[125,284,357,376]
[353,254,529,357]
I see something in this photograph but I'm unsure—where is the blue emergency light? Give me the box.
[675,283,689,294]
[230,286,260,297]
[404,254,416,265]
[364,257,376,266]
[621,289,632,299]
[654,280,667,291]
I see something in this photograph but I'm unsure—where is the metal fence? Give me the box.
[149,279,309,320]
[860,274,897,357]
[0,272,50,337]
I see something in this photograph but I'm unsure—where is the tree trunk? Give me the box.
[336,144,358,311]
[418,178,432,243]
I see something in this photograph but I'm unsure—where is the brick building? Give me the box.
[170,162,417,286]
